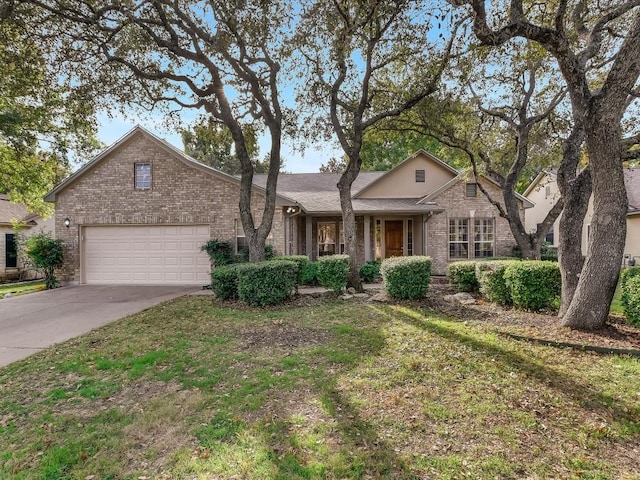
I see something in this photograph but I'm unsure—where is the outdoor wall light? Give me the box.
[64,218,71,228]
[286,206,299,214]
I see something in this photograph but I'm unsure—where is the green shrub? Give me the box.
[359,260,381,283]
[211,264,245,300]
[622,275,640,326]
[476,260,517,305]
[316,255,350,294]
[447,261,479,292]
[621,266,640,324]
[201,239,235,266]
[281,255,310,284]
[236,260,297,307]
[381,256,432,299]
[300,262,319,286]
[25,232,64,289]
[504,261,561,312]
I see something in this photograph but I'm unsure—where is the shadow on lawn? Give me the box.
[393,305,640,431]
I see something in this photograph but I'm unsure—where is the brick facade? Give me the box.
[54,131,286,283]
[427,178,522,275]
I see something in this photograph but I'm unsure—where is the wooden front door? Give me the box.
[384,220,403,258]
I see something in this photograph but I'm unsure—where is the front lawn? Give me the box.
[0,280,45,297]
[1,296,639,479]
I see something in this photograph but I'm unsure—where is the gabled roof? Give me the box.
[252,171,444,215]
[44,126,297,206]
[353,149,460,198]
[522,168,558,197]
[419,170,535,209]
[0,194,40,226]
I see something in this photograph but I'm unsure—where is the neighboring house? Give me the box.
[0,194,55,282]
[45,126,532,285]
[524,168,640,265]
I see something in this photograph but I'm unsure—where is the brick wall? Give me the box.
[54,131,285,282]
[427,179,522,275]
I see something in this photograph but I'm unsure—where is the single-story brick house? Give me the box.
[524,168,640,266]
[45,126,532,284]
[1,194,55,282]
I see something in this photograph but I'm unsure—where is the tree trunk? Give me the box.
[561,121,627,329]
[338,161,363,292]
[557,169,591,316]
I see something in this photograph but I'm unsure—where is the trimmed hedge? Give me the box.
[359,260,381,283]
[317,255,350,294]
[211,264,246,300]
[300,261,319,286]
[447,261,479,292]
[476,260,517,305]
[503,261,561,312]
[237,260,298,307]
[381,256,432,299]
[622,276,640,326]
[621,266,640,325]
[281,255,310,284]
[201,239,235,266]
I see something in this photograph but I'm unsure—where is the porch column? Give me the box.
[364,215,371,262]
[305,216,313,258]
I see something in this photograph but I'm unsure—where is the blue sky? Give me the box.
[95,110,341,174]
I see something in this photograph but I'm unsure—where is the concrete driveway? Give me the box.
[0,285,199,367]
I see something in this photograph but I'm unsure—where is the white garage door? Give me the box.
[83,225,211,285]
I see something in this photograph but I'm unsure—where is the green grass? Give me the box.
[0,280,46,297]
[611,279,624,315]
[1,297,639,479]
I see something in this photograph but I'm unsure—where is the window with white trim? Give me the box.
[135,163,151,189]
[449,218,469,259]
[474,218,494,258]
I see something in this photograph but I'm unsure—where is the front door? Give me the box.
[385,220,403,258]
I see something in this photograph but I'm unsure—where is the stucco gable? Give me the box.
[353,150,459,199]
[44,126,296,206]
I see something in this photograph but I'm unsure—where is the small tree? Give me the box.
[25,232,63,289]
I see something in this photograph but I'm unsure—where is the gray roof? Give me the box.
[252,172,443,214]
[625,168,640,211]
[0,194,32,225]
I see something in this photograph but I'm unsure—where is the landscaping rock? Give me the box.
[346,287,356,294]
[368,292,390,302]
[444,292,476,305]
[3,293,13,299]
[340,294,354,300]
[354,293,369,299]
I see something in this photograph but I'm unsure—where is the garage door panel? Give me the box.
[84,225,210,285]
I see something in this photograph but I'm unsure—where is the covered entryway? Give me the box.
[384,220,404,258]
[82,225,211,285]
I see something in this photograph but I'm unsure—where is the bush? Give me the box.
[621,266,640,324]
[447,261,479,292]
[25,232,64,289]
[236,260,297,307]
[201,239,235,266]
[281,255,310,284]
[476,260,517,305]
[359,260,381,283]
[300,261,319,286]
[381,256,432,299]
[211,264,245,300]
[504,261,561,312]
[316,255,350,294]
[622,276,640,326]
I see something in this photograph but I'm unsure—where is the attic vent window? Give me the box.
[415,169,425,182]
[135,163,151,190]
[466,182,478,197]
